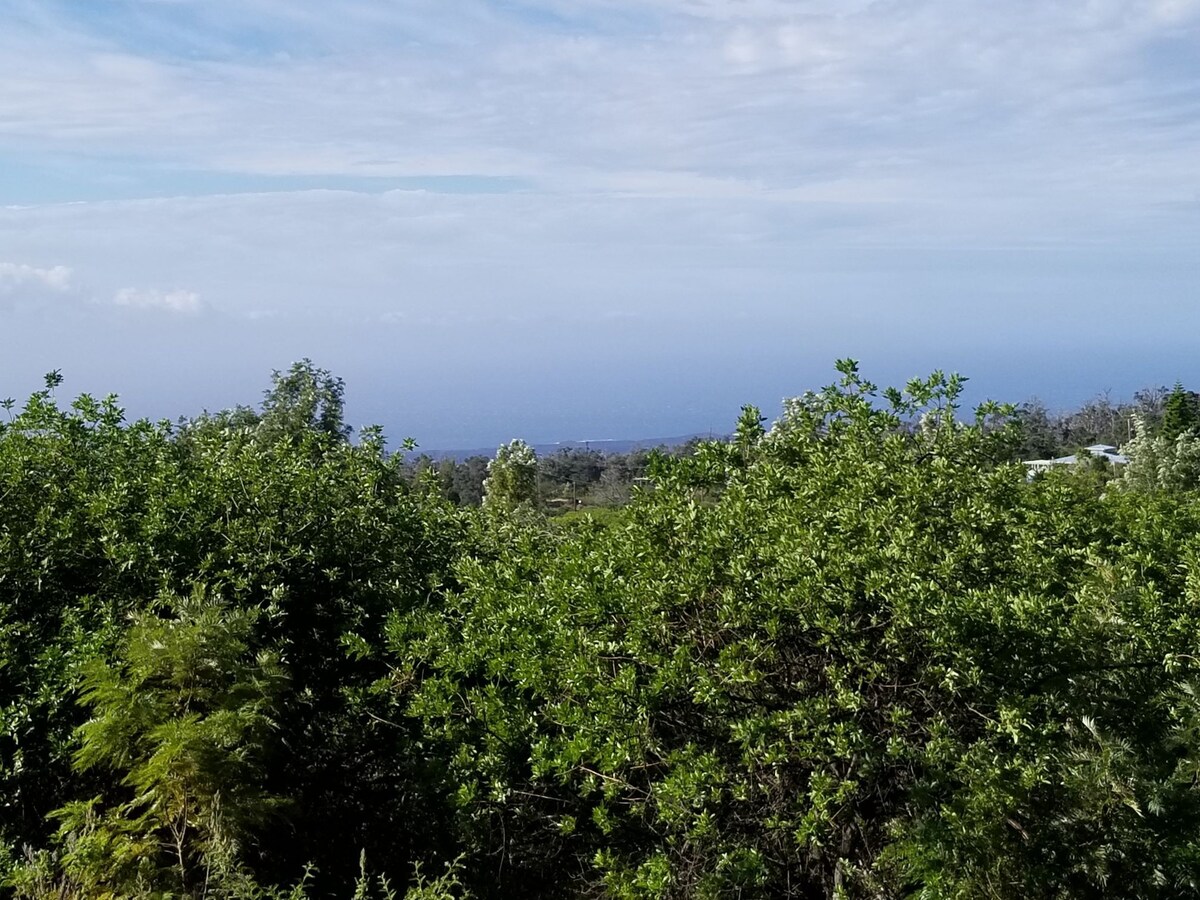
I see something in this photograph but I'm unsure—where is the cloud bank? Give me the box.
[0,0,1198,445]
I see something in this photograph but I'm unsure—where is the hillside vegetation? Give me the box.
[2,361,1199,899]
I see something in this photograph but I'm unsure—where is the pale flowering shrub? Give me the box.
[483,439,538,509]
[1120,413,1200,492]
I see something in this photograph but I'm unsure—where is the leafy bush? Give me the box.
[5,361,1200,899]
[402,363,1200,898]
[0,366,466,896]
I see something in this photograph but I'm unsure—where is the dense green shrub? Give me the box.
[4,361,1200,898]
[401,363,1200,898]
[1,366,465,896]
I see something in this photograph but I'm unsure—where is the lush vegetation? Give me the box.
[2,361,1199,898]
[405,441,662,514]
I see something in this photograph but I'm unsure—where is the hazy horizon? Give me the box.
[0,340,1186,452]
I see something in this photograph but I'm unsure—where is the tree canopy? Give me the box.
[2,362,1200,899]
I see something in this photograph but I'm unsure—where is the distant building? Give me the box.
[1024,444,1129,474]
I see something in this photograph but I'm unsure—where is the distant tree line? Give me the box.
[409,383,1200,511]
[1011,384,1188,460]
[403,443,702,513]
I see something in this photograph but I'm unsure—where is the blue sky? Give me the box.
[2,0,1199,448]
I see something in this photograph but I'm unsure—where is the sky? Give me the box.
[1,0,1199,449]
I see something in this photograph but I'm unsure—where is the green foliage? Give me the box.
[258,359,351,443]
[551,506,629,528]
[402,361,1200,898]
[1012,388,1167,461]
[0,365,466,896]
[1121,413,1200,493]
[1160,383,1200,442]
[482,440,538,510]
[6,361,1200,899]
[0,378,175,862]
[14,590,288,897]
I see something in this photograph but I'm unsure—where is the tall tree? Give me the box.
[258,359,351,443]
[483,440,538,510]
[1161,382,1200,441]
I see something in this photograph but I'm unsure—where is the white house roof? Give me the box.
[1025,444,1128,469]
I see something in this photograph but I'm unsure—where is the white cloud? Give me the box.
[1,0,1197,295]
[0,262,73,293]
[0,2,1198,362]
[2,0,1197,211]
[112,286,204,314]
